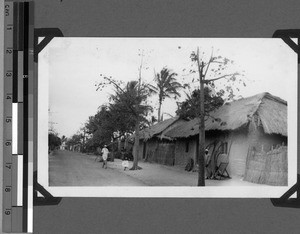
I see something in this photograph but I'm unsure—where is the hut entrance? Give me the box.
[154,142,175,166]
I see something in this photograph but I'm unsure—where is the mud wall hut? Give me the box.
[164,92,287,178]
[137,117,186,164]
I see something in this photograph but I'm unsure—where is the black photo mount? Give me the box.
[33,28,63,206]
[271,29,300,208]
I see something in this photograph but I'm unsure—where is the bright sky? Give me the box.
[39,38,297,138]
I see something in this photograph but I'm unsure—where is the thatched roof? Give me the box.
[139,117,180,140]
[164,92,287,138]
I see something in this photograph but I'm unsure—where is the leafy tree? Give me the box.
[108,79,153,169]
[176,87,224,120]
[65,134,82,150]
[48,132,61,151]
[150,67,183,122]
[95,51,155,170]
[84,103,139,154]
[85,106,115,149]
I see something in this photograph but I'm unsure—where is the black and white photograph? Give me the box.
[38,38,297,197]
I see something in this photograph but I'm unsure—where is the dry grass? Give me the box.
[257,97,287,136]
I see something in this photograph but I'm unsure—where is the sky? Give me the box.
[39,38,297,138]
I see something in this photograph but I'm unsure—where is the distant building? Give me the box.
[60,141,67,150]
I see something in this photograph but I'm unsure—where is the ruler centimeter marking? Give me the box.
[24,1,34,232]
[3,1,34,233]
[21,1,31,233]
[27,2,34,232]
[3,1,14,232]
[12,2,24,232]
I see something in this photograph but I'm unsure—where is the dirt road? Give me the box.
[49,150,261,187]
[49,150,146,186]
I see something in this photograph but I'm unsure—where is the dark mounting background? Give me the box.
[34,1,300,233]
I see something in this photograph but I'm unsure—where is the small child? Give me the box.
[122,153,129,171]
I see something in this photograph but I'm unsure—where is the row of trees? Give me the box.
[82,57,185,169]
[68,47,244,185]
[48,132,62,151]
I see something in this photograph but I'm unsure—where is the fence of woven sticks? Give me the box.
[244,146,287,186]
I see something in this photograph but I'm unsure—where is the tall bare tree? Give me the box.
[190,47,243,186]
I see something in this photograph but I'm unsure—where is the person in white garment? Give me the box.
[101,145,109,169]
[121,148,129,171]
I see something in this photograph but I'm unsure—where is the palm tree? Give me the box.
[151,67,183,122]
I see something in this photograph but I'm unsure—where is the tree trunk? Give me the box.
[196,51,205,186]
[158,101,162,122]
[131,119,140,170]
[198,80,206,186]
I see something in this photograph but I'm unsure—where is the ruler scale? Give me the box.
[27,2,34,232]
[3,1,33,233]
[12,1,24,232]
[22,1,30,232]
[3,2,14,232]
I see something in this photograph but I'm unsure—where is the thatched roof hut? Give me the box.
[137,92,287,183]
[139,117,180,141]
[164,92,287,138]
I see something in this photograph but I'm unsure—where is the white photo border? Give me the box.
[37,37,298,198]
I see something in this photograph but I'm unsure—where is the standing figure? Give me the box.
[205,148,212,179]
[101,145,109,169]
[122,148,129,171]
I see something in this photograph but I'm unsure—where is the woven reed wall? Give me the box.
[244,146,287,186]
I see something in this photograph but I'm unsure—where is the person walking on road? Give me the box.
[101,145,109,169]
[121,148,129,171]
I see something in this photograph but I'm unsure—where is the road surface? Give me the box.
[49,150,263,187]
[49,150,146,186]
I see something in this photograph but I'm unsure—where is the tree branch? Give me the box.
[101,76,126,94]
[203,48,214,78]
[204,73,238,83]
[210,60,224,64]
